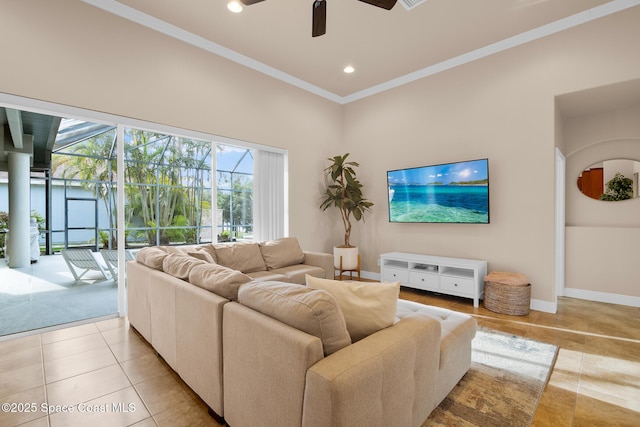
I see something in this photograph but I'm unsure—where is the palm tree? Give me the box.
[53,128,213,246]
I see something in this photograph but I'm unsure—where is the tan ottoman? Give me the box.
[396,299,478,404]
[483,271,531,316]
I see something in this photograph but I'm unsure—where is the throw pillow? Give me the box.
[162,253,207,280]
[238,281,352,356]
[258,237,305,270]
[189,263,253,300]
[306,275,400,342]
[213,242,267,273]
[135,246,169,270]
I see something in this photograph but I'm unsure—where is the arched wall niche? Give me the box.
[558,80,640,305]
[564,137,640,302]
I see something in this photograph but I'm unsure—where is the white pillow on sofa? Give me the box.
[306,275,400,342]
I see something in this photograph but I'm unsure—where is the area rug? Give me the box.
[424,327,558,427]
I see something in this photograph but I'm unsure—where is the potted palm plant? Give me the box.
[320,153,374,270]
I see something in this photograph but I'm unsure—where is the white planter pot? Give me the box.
[334,246,359,270]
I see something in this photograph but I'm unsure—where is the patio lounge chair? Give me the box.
[100,249,135,281]
[61,248,111,281]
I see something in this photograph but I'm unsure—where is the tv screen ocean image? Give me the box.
[388,159,489,223]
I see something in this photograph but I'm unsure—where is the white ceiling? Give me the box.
[84,0,638,103]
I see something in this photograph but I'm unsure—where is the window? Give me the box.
[216,146,253,242]
[51,121,259,248]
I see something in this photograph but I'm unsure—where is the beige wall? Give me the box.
[2,2,640,307]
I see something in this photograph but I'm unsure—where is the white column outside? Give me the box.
[7,150,31,267]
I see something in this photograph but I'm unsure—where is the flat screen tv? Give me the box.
[387,158,489,224]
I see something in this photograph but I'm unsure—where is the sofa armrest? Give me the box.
[302,314,441,427]
[223,302,325,427]
[303,251,334,279]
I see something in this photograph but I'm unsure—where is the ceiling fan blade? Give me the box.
[239,0,266,5]
[357,0,397,10]
[312,0,327,37]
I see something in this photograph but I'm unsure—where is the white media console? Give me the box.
[380,252,488,308]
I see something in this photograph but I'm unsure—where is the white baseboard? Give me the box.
[360,270,379,281]
[530,299,557,314]
[563,288,640,308]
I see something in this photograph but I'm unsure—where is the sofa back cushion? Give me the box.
[306,275,400,342]
[189,263,253,300]
[135,246,170,270]
[162,253,207,280]
[258,237,305,270]
[238,281,351,356]
[213,242,267,273]
[187,245,218,264]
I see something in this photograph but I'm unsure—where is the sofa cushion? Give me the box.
[135,246,170,270]
[258,237,305,270]
[270,264,325,285]
[163,244,201,254]
[246,270,290,282]
[188,250,215,264]
[187,245,217,264]
[306,275,400,342]
[213,242,267,273]
[238,281,351,356]
[189,263,253,300]
[162,253,207,280]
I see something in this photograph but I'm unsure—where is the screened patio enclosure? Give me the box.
[1,101,289,337]
[1,118,255,255]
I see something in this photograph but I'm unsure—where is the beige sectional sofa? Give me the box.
[126,237,477,427]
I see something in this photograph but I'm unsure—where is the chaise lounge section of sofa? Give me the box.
[126,237,477,426]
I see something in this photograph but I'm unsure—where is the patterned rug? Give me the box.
[424,327,558,427]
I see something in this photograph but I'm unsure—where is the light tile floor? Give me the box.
[0,289,638,426]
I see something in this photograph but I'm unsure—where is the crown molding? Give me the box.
[83,0,640,105]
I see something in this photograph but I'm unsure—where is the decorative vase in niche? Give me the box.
[334,246,358,270]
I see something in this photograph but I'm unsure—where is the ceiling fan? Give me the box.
[239,0,398,37]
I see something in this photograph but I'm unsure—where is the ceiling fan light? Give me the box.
[227,1,243,13]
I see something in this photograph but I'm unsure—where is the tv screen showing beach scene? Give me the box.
[387,158,489,224]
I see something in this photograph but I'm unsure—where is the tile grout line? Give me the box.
[100,320,157,426]
[39,332,51,426]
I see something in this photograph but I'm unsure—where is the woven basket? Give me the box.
[484,281,531,316]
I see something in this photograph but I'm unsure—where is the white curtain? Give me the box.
[253,150,286,241]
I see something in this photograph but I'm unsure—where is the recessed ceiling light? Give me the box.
[227,1,243,13]
[344,65,355,74]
